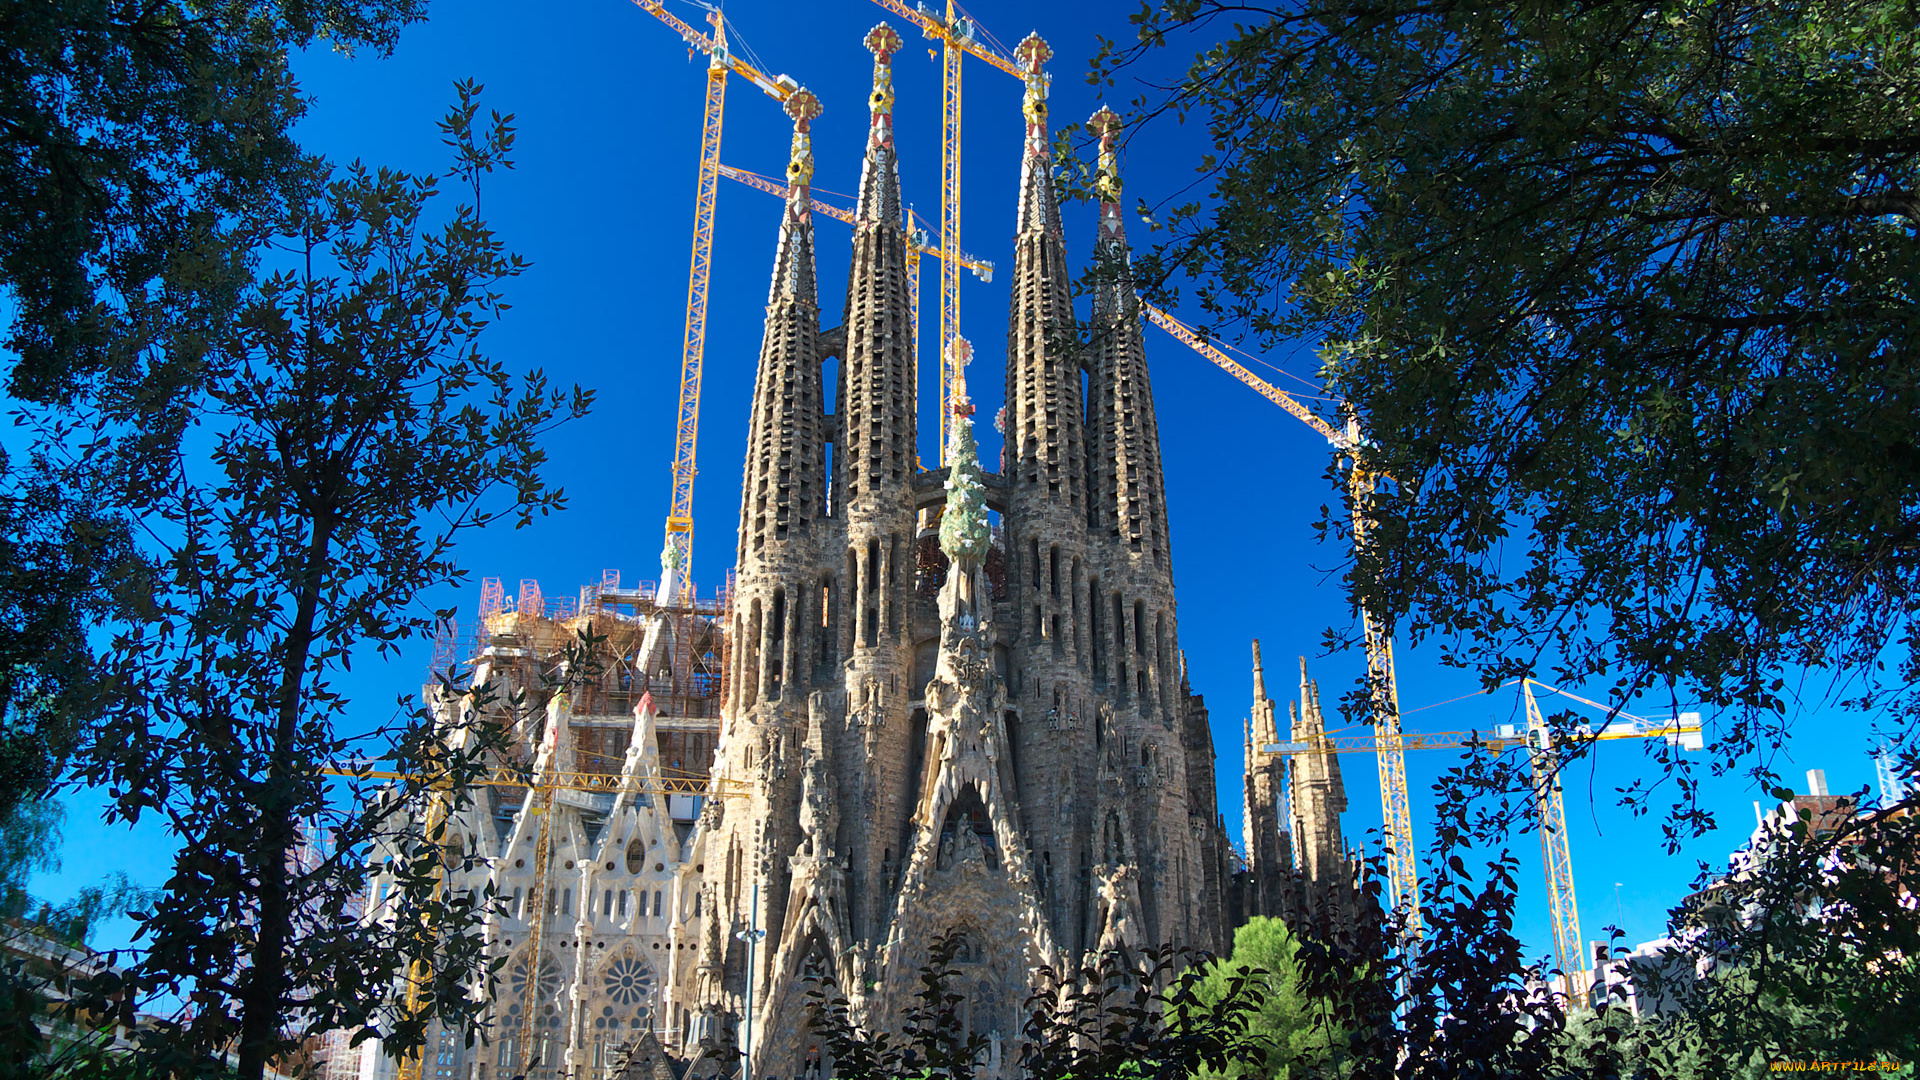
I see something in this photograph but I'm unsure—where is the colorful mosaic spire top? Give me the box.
[1016,33,1052,160]
[784,88,822,201]
[1089,106,1126,246]
[865,24,902,151]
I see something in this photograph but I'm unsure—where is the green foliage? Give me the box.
[0,452,139,818]
[39,82,589,1080]
[940,412,991,564]
[1190,918,1344,1079]
[0,18,429,1064]
[1097,0,1920,839]
[0,7,586,1080]
[0,0,427,405]
[1631,799,1918,1074]
[2,795,157,954]
[807,935,1264,1080]
[0,800,62,913]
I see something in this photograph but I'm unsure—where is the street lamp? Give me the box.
[734,882,767,1080]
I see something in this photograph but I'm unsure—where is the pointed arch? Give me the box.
[936,784,998,869]
[1101,809,1128,864]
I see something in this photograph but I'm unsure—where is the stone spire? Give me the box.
[1005,33,1084,519]
[840,23,916,515]
[1243,640,1291,919]
[1089,105,1130,286]
[855,24,904,227]
[768,88,822,304]
[1251,637,1268,704]
[834,22,919,989]
[735,88,828,578]
[1013,34,1062,239]
[1086,105,1171,568]
[1290,657,1353,926]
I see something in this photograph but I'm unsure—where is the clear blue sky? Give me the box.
[37,0,1902,974]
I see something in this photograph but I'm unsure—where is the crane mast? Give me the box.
[1142,301,1423,930]
[1259,669,1704,994]
[627,0,801,600]
[513,760,560,1076]
[938,1,962,462]
[1347,439,1423,934]
[662,30,726,603]
[1524,678,1584,989]
[393,768,451,1080]
[867,0,1020,462]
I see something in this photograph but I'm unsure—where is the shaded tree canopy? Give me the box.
[1,0,428,406]
[0,0,429,821]
[1098,0,1920,830]
[54,82,589,1080]
[0,452,135,815]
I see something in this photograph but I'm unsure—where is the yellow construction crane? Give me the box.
[1144,301,1423,931]
[1154,304,1710,962]
[1259,676,1704,986]
[715,162,995,371]
[389,760,452,1080]
[626,0,803,601]
[1517,680,1702,987]
[867,0,1021,462]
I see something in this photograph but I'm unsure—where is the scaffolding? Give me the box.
[453,571,731,783]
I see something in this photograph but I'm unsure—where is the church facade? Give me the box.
[685,26,1236,1074]
[350,23,1378,1080]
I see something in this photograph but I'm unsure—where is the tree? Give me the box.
[0,0,430,936]
[0,0,427,403]
[1095,0,1920,835]
[0,453,136,818]
[806,935,1266,1080]
[1617,792,1918,1073]
[1190,918,1343,1079]
[50,84,591,1080]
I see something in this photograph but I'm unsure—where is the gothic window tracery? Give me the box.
[503,952,565,1036]
[602,952,656,1006]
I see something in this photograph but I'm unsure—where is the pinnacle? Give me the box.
[1014,32,1061,239]
[856,24,904,227]
[1252,638,1267,701]
[1089,105,1128,254]
[768,87,820,305]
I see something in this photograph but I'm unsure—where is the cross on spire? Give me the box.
[949,336,974,418]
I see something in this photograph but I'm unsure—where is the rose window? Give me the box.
[505,953,563,1016]
[602,954,655,1007]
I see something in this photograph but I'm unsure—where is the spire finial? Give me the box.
[767,89,821,304]
[1016,34,1052,158]
[865,24,902,148]
[1089,106,1126,245]
[857,24,906,225]
[783,88,822,195]
[1251,639,1267,701]
[949,336,974,419]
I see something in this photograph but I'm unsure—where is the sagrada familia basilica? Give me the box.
[357,24,1369,1080]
